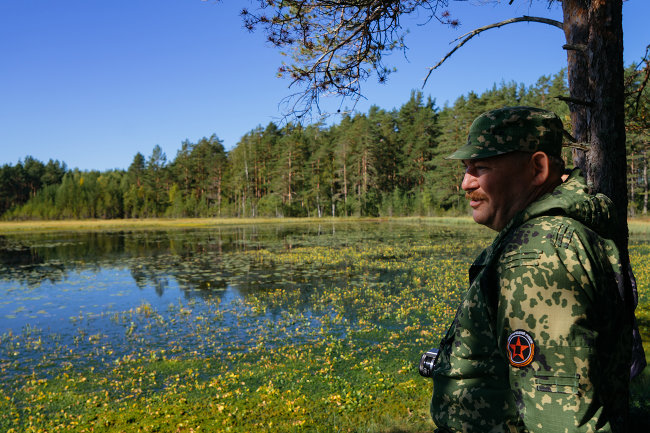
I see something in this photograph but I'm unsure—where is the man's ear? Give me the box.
[530,151,550,186]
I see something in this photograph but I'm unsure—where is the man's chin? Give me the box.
[471,211,497,230]
[471,209,483,222]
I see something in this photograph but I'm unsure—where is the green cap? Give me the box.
[446,106,564,160]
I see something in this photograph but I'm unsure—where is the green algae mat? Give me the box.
[1,220,648,432]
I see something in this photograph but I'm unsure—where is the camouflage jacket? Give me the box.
[430,169,632,433]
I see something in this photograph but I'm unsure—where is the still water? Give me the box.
[0,221,490,379]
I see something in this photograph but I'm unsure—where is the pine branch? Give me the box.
[633,45,650,115]
[556,95,594,107]
[422,16,564,87]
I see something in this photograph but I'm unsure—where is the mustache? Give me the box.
[465,191,487,201]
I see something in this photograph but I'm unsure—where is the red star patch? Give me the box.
[506,330,535,367]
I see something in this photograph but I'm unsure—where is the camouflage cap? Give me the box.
[446,106,564,160]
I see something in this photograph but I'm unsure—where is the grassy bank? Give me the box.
[0,217,339,233]
[630,218,650,235]
[0,216,480,234]
[1,215,647,235]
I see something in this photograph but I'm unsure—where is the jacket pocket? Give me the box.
[533,373,580,394]
[501,250,541,270]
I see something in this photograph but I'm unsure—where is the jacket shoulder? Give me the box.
[501,215,586,255]
[498,214,615,280]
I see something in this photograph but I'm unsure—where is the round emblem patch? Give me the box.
[506,330,535,367]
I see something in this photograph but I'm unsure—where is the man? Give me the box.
[429,106,634,432]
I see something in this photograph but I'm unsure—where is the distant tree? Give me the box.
[227,132,255,217]
[523,69,570,115]
[331,115,355,216]
[144,145,168,216]
[0,165,20,215]
[0,156,65,216]
[170,141,194,197]
[97,171,125,218]
[240,0,636,295]
[273,124,310,216]
[185,135,228,214]
[303,122,332,217]
[366,106,399,193]
[22,156,45,197]
[128,153,146,186]
[396,91,439,196]
[41,159,67,186]
[624,48,650,216]
[344,113,377,216]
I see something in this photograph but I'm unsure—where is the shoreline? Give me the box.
[0,216,647,234]
[0,216,478,234]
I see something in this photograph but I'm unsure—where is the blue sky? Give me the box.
[1,0,648,171]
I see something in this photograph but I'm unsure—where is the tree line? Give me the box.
[2,68,648,220]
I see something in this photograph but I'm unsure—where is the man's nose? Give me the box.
[461,171,477,192]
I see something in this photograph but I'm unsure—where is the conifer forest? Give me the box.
[2,68,649,220]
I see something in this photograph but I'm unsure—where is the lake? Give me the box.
[0,220,647,432]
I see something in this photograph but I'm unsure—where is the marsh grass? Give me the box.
[0,217,340,234]
[630,218,650,235]
[1,215,645,235]
[0,216,482,235]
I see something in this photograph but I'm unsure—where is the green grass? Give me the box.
[0,216,484,234]
[0,217,345,234]
[0,214,644,236]
[630,218,650,235]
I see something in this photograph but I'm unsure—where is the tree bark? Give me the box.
[642,149,648,216]
[563,0,628,253]
[562,7,644,380]
[562,0,590,173]
[586,0,627,219]
[629,151,635,217]
[342,148,348,215]
[287,150,293,204]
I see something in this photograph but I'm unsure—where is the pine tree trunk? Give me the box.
[563,0,628,253]
[343,160,348,213]
[217,178,222,217]
[315,160,322,218]
[629,151,635,217]
[363,149,368,194]
[642,149,648,216]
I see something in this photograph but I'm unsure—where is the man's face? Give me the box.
[461,152,536,231]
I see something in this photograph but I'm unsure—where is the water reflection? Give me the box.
[1,224,469,327]
[0,224,336,286]
[0,221,493,355]
[3,222,487,285]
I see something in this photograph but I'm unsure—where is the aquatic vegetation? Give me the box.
[0,221,648,432]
